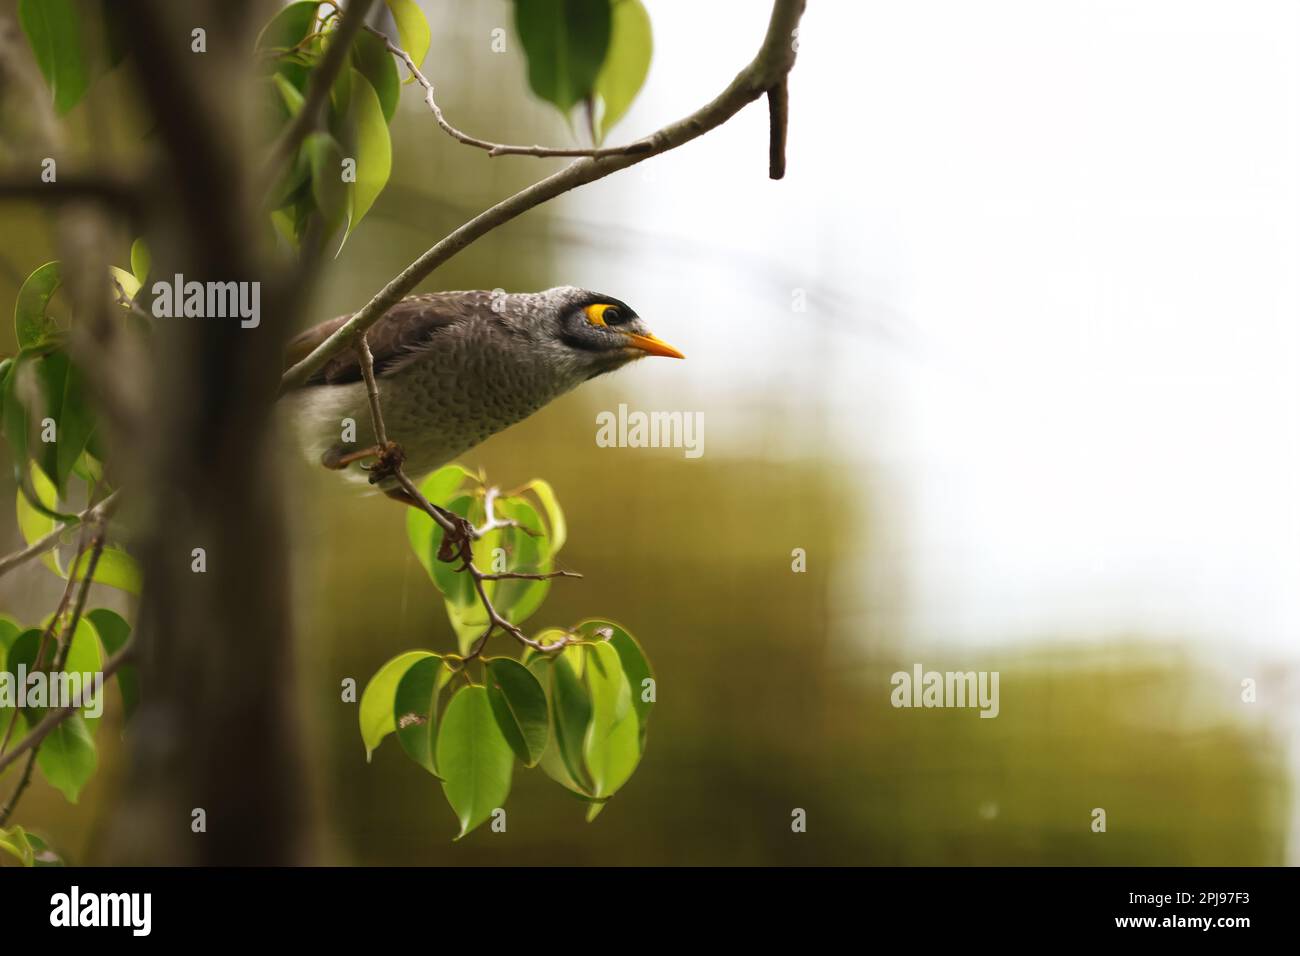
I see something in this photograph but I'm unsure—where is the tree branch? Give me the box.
[280,0,806,391]
[0,174,145,219]
[767,78,789,180]
[362,24,652,159]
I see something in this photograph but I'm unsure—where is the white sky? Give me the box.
[550,2,1300,655]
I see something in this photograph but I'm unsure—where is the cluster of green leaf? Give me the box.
[0,606,136,866]
[260,0,430,250]
[513,0,653,140]
[1,258,144,593]
[0,255,143,866]
[361,466,656,839]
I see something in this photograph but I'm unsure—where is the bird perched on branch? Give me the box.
[281,287,683,504]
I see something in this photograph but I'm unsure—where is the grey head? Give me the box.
[498,286,685,385]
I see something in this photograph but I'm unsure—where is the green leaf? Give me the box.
[70,547,141,595]
[1,629,39,748]
[304,131,347,235]
[485,658,549,767]
[70,449,103,485]
[527,653,592,797]
[513,0,612,115]
[257,0,323,93]
[0,825,34,867]
[14,261,61,350]
[581,619,653,734]
[393,654,447,775]
[359,650,434,760]
[436,685,514,840]
[53,360,93,496]
[521,478,566,553]
[256,0,320,54]
[85,608,137,721]
[5,617,102,730]
[593,0,652,139]
[18,0,89,115]
[16,462,61,575]
[550,648,595,792]
[272,72,306,117]
[352,29,399,123]
[268,131,313,211]
[37,713,96,803]
[0,616,20,655]
[24,832,65,866]
[6,627,42,672]
[62,616,104,731]
[129,238,150,287]
[340,68,392,245]
[386,0,431,75]
[488,497,552,626]
[33,350,69,489]
[2,356,28,467]
[582,641,641,798]
[406,464,474,579]
[109,265,139,303]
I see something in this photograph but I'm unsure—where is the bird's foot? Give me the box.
[437,512,476,569]
[380,486,474,568]
[364,440,406,485]
[322,440,406,483]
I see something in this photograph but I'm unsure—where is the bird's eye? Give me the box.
[583,303,625,327]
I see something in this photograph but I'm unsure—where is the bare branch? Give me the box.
[0,174,145,219]
[280,0,806,391]
[478,570,582,582]
[362,24,652,160]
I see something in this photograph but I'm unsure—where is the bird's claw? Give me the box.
[364,440,406,485]
[437,513,476,569]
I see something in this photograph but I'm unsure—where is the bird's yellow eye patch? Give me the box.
[584,303,619,327]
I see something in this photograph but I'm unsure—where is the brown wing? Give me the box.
[284,292,491,387]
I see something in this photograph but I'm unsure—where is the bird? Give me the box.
[280,286,683,504]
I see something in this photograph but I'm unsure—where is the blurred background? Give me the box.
[1,0,1296,864]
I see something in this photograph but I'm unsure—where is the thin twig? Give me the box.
[0,489,120,580]
[0,518,101,759]
[478,570,582,582]
[0,523,106,824]
[0,752,39,826]
[363,24,653,160]
[280,0,806,392]
[472,486,539,538]
[0,635,135,780]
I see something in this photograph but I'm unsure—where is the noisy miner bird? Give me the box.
[281,286,683,504]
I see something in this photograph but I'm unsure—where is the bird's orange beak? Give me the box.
[625,332,685,359]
